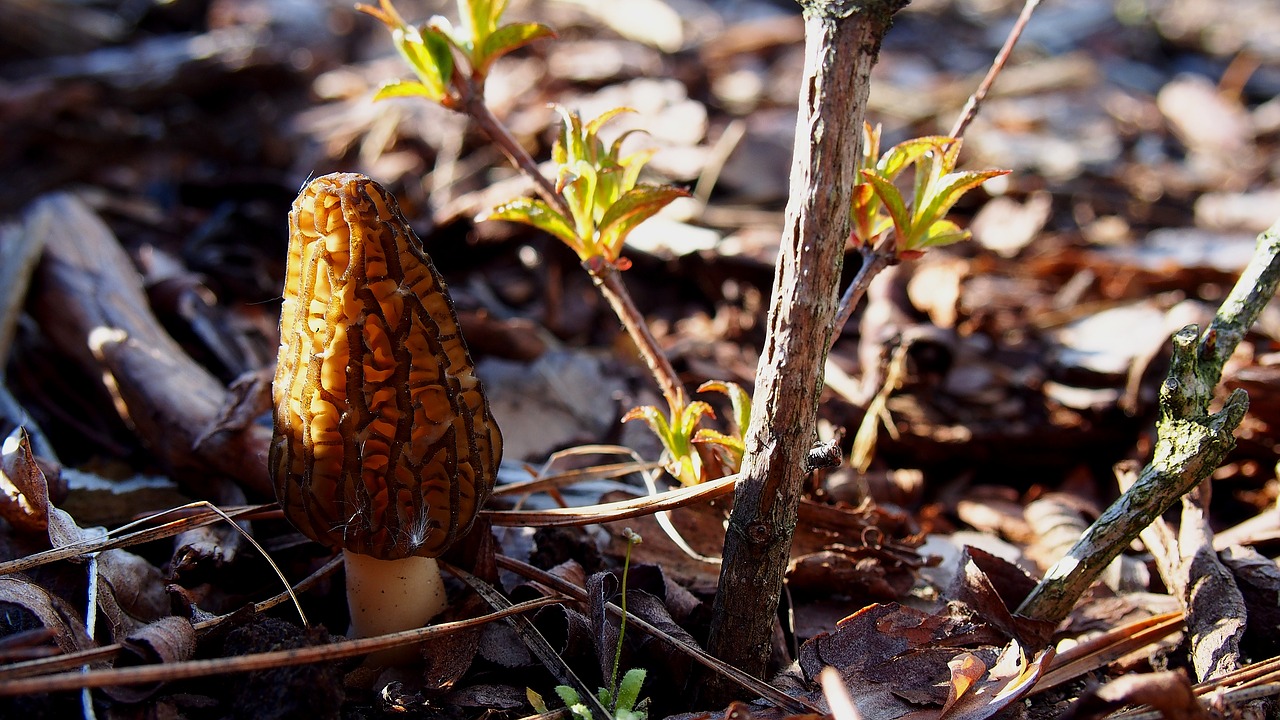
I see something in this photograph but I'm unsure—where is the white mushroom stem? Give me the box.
[343,550,447,646]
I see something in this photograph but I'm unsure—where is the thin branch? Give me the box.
[703,2,902,696]
[829,243,894,351]
[460,83,570,218]
[482,471,738,527]
[0,597,563,696]
[588,262,686,411]
[1017,217,1280,626]
[948,0,1042,140]
[458,81,684,411]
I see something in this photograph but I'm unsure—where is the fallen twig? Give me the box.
[1017,217,1280,626]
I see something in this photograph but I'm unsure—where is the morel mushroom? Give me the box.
[271,173,502,645]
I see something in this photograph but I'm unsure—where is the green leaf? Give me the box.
[915,169,1008,233]
[586,106,635,139]
[692,428,744,453]
[393,26,453,99]
[915,219,970,250]
[372,79,443,103]
[593,166,626,217]
[618,146,656,193]
[878,136,951,180]
[476,22,555,75]
[622,405,675,450]
[677,401,715,444]
[553,686,591,720]
[457,0,487,51]
[609,128,646,161]
[527,688,549,714]
[670,452,702,487]
[561,162,599,246]
[427,15,469,58]
[483,199,582,253]
[553,684,580,706]
[597,686,613,710]
[553,106,588,166]
[615,668,647,713]
[595,184,689,259]
[696,380,752,438]
[861,170,912,246]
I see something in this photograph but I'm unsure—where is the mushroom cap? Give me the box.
[271,173,502,561]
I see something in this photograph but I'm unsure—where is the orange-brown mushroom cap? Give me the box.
[270,173,502,561]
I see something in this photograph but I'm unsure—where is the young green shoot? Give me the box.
[527,529,649,720]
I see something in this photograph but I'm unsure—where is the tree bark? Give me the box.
[700,1,903,702]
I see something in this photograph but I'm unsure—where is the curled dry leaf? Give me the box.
[0,575,94,656]
[1218,545,1280,661]
[94,548,170,639]
[0,427,50,534]
[945,546,1054,648]
[120,615,196,665]
[103,616,198,704]
[1061,669,1209,720]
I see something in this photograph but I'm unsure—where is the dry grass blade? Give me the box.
[193,553,343,632]
[494,445,664,498]
[1032,610,1184,693]
[484,472,738,527]
[0,596,563,696]
[501,444,720,563]
[0,554,343,682]
[0,503,274,575]
[445,562,611,720]
[494,554,819,715]
[1192,654,1280,693]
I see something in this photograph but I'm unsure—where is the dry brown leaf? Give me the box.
[103,616,198,703]
[0,574,94,656]
[0,427,50,534]
[1061,669,1209,720]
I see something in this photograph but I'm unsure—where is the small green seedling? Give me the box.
[486,107,687,270]
[622,400,714,487]
[358,0,554,107]
[528,530,649,720]
[623,379,751,486]
[852,123,1008,259]
[690,380,753,475]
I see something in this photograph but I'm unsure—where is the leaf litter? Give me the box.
[1,0,1280,718]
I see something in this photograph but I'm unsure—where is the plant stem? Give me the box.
[948,0,1042,140]
[829,243,894,351]
[700,1,903,702]
[590,262,686,412]
[1016,217,1280,627]
[459,81,685,412]
[460,83,570,218]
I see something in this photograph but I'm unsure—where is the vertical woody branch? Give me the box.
[701,1,904,699]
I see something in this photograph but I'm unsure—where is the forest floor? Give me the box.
[2,0,1280,718]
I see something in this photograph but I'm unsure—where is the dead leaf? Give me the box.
[970,192,1052,258]
[0,574,94,656]
[0,427,50,533]
[103,615,198,703]
[945,546,1054,648]
[1059,669,1208,720]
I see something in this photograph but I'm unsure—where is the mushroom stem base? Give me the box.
[343,550,447,663]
